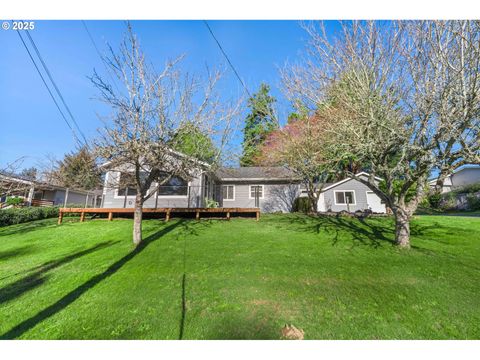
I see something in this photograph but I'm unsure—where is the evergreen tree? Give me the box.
[172,123,217,164]
[19,167,38,181]
[56,147,101,190]
[240,83,277,166]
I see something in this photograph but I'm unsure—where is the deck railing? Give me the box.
[31,199,55,207]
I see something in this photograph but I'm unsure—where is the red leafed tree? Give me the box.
[257,115,336,212]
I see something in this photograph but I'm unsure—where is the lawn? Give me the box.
[0,214,479,339]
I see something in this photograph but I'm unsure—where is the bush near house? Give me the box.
[293,197,314,213]
[0,207,59,227]
[466,194,480,211]
[6,197,25,207]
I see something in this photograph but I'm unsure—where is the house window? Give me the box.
[117,173,138,196]
[222,185,235,201]
[157,176,188,196]
[335,190,356,205]
[249,185,264,199]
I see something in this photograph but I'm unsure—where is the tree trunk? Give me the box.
[133,194,143,246]
[394,208,410,248]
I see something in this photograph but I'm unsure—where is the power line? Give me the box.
[203,20,252,98]
[23,30,89,148]
[16,29,81,146]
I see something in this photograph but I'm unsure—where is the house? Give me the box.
[0,173,99,208]
[316,172,386,213]
[428,165,480,193]
[101,165,387,214]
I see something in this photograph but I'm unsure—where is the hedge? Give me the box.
[0,207,60,227]
[293,197,314,213]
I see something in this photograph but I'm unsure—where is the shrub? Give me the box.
[6,197,25,207]
[205,198,219,208]
[439,193,456,211]
[427,193,442,209]
[0,207,60,227]
[453,182,480,195]
[466,194,480,211]
[293,197,314,213]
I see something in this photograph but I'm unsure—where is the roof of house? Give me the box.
[215,167,299,181]
[0,173,98,195]
[321,172,383,192]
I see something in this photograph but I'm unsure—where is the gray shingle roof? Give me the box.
[215,167,299,181]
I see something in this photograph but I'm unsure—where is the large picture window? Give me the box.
[157,175,188,196]
[222,185,235,201]
[334,190,356,205]
[117,172,138,196]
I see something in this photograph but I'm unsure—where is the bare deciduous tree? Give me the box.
[257,114,336,212]
[0,158,33,203]
[92,24,240,245]
[282,20,480,248]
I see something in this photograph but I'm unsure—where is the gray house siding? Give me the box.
[102,170,205,209]
[38,189,93,206]
[451,168,480,189]
[322,178,376,213]
[216,181,301,213]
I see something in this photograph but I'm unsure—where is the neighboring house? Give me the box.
[0,173,99,208]
[101,165,387,214]
[428,165,480,193]
[317,172,386,213]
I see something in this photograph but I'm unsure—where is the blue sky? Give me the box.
[0,20,341,169]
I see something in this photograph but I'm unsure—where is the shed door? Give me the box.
[366,191,386,213]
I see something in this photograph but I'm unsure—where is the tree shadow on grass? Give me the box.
[0,245,34,262]
[274,214,440,249]
[0,241,119,305]
[0,219,59,237]
[0,221,183,339]
[173,219,216,340]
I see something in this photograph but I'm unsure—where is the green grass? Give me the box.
[1,214,479,339]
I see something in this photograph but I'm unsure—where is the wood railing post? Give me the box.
[108,212,113,221]
[80,211,85,222]
[226,211,230,221]
[165,209,170,222]
[196,210,200,220]
[64,188,69,208]
[256,210,260,221]
[58,210,63,224]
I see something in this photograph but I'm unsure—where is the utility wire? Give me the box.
[24,30,89,148]
[203,20,252,98]
[16,29,81,146]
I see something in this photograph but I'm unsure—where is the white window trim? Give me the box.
[222,185,235,201]
[334,190,356,205]
[249,185,265,200]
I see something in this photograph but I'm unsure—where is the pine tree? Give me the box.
[240,83,277,166]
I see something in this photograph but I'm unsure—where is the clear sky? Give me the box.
[0,20,340,169]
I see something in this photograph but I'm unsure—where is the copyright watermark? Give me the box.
[2,21,35,30]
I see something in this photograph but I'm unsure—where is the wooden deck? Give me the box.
[58,207,260,224]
